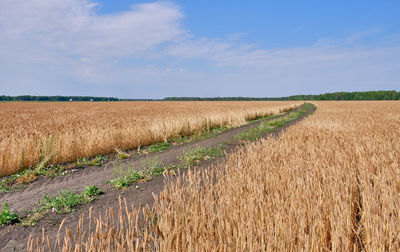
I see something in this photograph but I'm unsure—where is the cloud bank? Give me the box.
[0,0,399,98]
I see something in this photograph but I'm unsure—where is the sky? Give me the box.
[0,0,399,98]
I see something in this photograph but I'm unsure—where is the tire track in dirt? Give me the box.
[0,103,315,251]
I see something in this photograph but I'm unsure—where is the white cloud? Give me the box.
[0,0,399,98]
[0,0,184,60]
[166,35,400,73]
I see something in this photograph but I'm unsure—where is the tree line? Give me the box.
[0,95,120,101]
[1,90,399,102]
[164,90,400,101]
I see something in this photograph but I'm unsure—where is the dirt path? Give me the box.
[0,103,315,251]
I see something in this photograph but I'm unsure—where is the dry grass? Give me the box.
[0,101,300,177]
[30,101,400,251]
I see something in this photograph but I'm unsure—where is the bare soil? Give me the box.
[0,103,315,251]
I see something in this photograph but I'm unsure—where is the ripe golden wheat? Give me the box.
[29,101,400,251]
[0,101,299,177]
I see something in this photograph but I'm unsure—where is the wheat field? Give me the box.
[0,101,299,177]
[32,101,400,251]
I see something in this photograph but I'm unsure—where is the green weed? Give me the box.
[148,142,170,153]
[108,166,147,189]
[39,185,102,214]
[142,159,165,175]
[0,202,20,225]
[179,144,224,166]
[82,185,103,197]
[77,155,108,167]
[108,160,181,189]
[143,159,178,176]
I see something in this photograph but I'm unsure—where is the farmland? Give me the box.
[0,101,299,177]
[29,101,400,251]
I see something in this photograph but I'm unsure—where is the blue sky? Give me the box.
[0,0,399,98]
[99,1,400,48]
